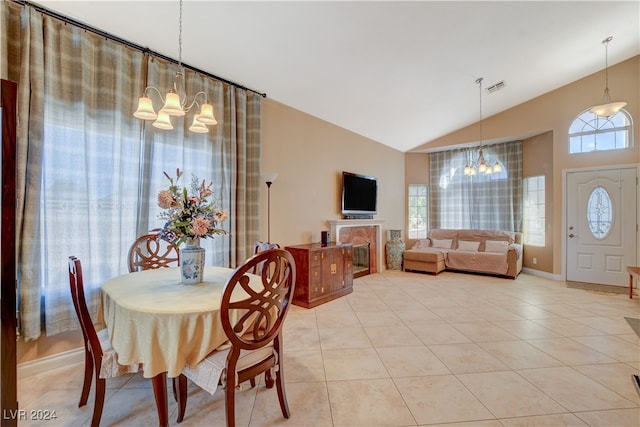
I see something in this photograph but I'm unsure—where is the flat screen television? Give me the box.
[341,171,377,218]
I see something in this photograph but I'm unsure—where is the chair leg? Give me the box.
[172,375,177,402]
[249,377,256,388]
[91,374,106,427]
[79,346,93,407]
[264,369,274,389]
[225,376,237,427]
[174,375,188,423]
[275,366,290,419]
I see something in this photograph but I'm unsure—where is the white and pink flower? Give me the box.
[156,169,228,246]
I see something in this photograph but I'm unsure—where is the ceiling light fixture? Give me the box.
[589,36,626,118]
[464,77,502,176]
[133,0,217,133]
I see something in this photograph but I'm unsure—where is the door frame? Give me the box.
[1,79,18,427]
[561,163,640,282]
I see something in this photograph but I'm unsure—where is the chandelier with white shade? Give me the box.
[588,36,627,118]
[464,77,502,176]
[133,0,217,133]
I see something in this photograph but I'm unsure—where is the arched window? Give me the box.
[569,109,632,154]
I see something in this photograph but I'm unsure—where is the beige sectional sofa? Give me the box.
[403,229,523,279]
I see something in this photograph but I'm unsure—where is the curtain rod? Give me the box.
[14,0,267,98]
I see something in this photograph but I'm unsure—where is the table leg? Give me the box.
[630,273,634,299]
[151,372,169,427]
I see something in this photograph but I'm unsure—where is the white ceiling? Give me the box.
[34,1,640,152]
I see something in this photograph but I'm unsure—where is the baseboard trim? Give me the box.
[522,267,561,281]
[17,347,84,379]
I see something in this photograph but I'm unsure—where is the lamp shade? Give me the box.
[152,111,174,130]
[189,115,209,133]
[262,172,278,184]
[197,103,217,125]
[161,91,185,116]
[133,97,157,120]
[589,101,627,118]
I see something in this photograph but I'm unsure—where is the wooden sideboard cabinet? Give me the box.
[285,242,353,308]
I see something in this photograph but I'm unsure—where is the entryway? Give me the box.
[565,166,638,287]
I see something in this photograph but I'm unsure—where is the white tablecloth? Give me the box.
[101,266,256,379]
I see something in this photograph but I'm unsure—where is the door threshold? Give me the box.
[566,280,631,295]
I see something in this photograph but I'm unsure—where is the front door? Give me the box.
[566,167,637,286]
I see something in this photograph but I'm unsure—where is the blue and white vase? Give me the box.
[180,237,205,284]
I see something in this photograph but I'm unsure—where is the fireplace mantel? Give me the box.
[328,219,385,274]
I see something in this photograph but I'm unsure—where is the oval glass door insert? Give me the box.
[587,186,612,239]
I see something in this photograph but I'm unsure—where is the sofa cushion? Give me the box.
[446,250,509,275]
[431,238,453,249]
[456,229,515,252]
[457,240,480,252]
[429,229,459,245]
[485,240,509,253]
[403,250,444,263]
[411,239,431,250]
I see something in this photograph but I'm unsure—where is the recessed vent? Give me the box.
[486,81,505,93]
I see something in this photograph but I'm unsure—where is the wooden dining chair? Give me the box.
[128,229,180,272]
[68,256,141,427]
[173,248,296,426]
[251,241,280,274]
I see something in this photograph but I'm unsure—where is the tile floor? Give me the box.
[17,271,640,426]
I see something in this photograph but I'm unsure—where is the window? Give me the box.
[523,175,545,246]
[587,186,612,239]
[408,184,428,239]
[429,141,523,231]
[569,109,632,154]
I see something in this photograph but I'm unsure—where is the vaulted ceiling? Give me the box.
[34,1,640,152]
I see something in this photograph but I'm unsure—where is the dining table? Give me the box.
[101,265,262,427]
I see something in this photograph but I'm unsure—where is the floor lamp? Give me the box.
[262,172,278,243]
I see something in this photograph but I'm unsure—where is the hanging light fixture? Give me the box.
[589,36,627,118]
[133,0,217,132]
[464,77,502,177]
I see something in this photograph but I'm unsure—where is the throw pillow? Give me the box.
[457,240,480,252]
[411,239,431,250]
[431,238,453,249]
[485,240,509,253]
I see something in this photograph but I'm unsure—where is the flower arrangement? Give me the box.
[157,169,228,247]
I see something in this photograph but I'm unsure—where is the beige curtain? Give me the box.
[226,87,262,266]
[1,2,261,340]
[429,141,523,231]
[4,3,47,340]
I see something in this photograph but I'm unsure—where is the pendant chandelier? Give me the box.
[133,0,217,133]
[464,77,502,176]
[588,36,626,118]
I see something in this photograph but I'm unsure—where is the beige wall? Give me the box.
[522,131,554,273]
[18,331,83,365]
[407,55,640,276]
[261,99,405,247]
